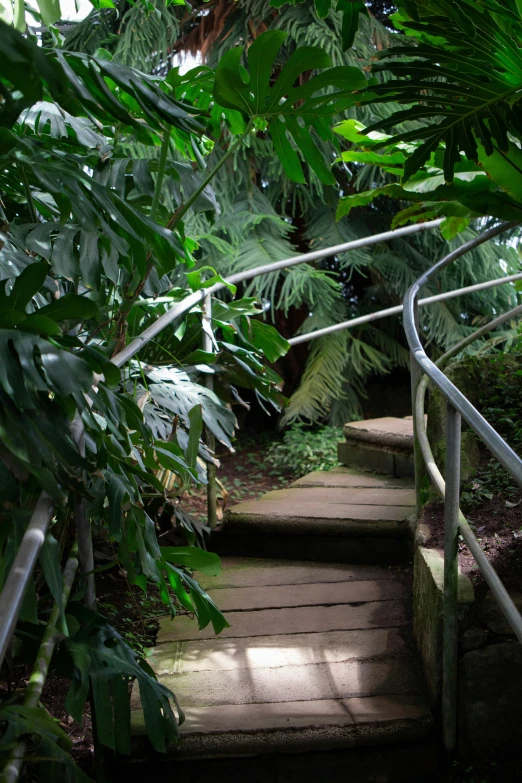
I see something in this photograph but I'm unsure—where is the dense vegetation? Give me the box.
[64,0,521,424]
[1,0,522,778]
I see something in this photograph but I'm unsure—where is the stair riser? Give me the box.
[120,738,437,783]
[338,441,414,478]
[211,530,412,565]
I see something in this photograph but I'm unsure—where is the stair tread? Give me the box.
[343,416,415,451]
[231,486,416,507]
[293,467,413,489]
[225,488,414,537]
[196,557,403,590]
[131,557,430,759]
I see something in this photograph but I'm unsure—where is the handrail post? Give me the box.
[442,402,461,755]
[409,298,423,516]
[203,294,218,529]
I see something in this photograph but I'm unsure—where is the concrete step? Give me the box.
[293,466,413,490]
[216,471,415,564]
[130,557,432,771]
[121,740,437,783]
[339,417,416,478]
[196,556,404,590]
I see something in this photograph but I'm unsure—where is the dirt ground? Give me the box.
[422,489,522,598]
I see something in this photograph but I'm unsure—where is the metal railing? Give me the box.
[1,217,522,775]
[403,220,522,754]
[0,218,445,670]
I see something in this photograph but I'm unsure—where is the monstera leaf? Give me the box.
[0,21,203,139]
[335,120,522,226]
[0,261,98,333]
[213,30,366,184]
[63,605,182,754]
[357,0,522,183]
[0,704,90,782]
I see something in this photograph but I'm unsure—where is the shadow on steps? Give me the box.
[116,737,437,783]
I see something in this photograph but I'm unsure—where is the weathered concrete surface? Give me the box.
[459,642,522,756]
[413,547,474,704]
[292,467,413,490]
[344,417,414,451]
[220,468,416,565]
[158,599,409,642]
[131,557,431,760]
[198,557,399,590]
[159,657,423,707]
[203,579,406,612]
[132,695,431,754]
[225,495,414,539]
[337,441,414,479]
[235,486,416,507]
[149,628,408,674]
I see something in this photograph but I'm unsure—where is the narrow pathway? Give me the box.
[130,418,433,781]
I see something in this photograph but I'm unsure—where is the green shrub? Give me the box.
[265,423,342,477]
[460,353,522,507]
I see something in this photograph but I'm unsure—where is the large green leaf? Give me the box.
[63,605,182,754]
[213,30,366,184]
[0,21,66,128]
[0,330,94,407]
[247,320,289,363]
[143,365,237,449]
[0,703,90,782]
[20,101,106,149]
[357,0,522,183]
[0,21,203,139]
[160,545,221,576]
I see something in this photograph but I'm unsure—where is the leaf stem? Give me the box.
[110,122,254,356]
[18,164,38,224]
[3,543,79,783]
[168,120,254,230]
[150,129,171,223]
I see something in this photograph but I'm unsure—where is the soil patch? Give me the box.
[422,490,522,598]
[181,431,292,522]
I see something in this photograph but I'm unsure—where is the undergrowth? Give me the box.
[265,423,342,477]
[460,352,522,509]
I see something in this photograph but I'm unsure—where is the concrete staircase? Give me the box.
[214,466,415,565]
[128,418,434,782]
[339,416,416,478]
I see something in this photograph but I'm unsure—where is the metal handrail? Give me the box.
[403,220,522,754]
[1,215,522,771]
[289,269,522,346]
[0,217,443,667]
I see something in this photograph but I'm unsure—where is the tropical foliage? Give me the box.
[66,0,522,424]
[337,0,522,229]
[2,0,522,777]
[0,7,358,778]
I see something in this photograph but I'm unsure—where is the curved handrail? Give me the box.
[1,213,522,778]
[403,220,522,487]
[2,217,522,667]
[403,218,522,754]
[414,303,522,644]
[0,217,443,666]
[289,270,522,346]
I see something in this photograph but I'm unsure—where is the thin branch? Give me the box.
[18,164,38,224]
[168,120,254,230]
[3,542,79,783]
[150,129,171,222]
